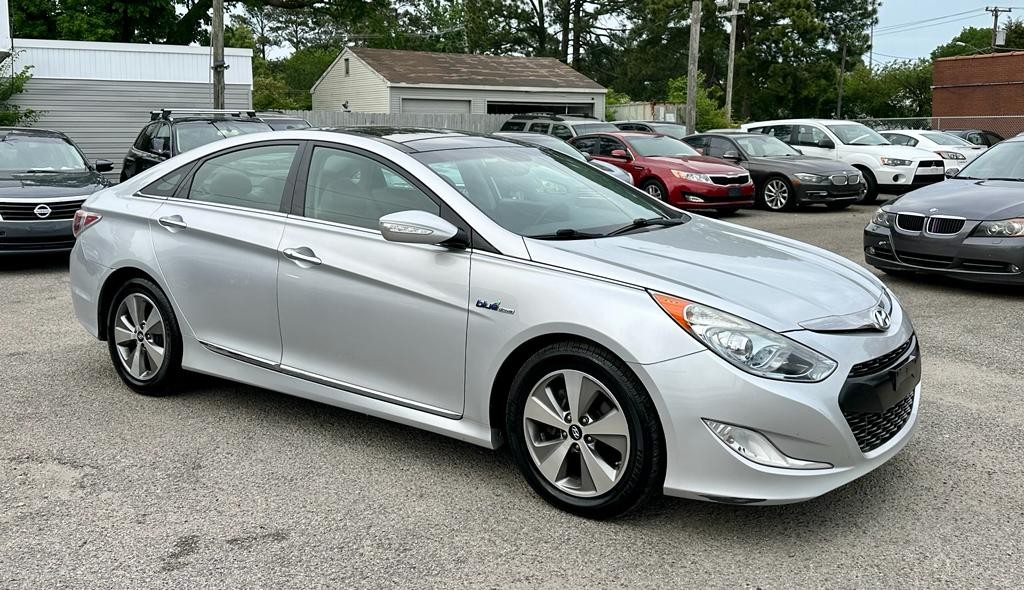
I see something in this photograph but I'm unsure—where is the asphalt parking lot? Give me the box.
[1,204,1021,588]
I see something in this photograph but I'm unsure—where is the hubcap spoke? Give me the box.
[586,408,627,437]
[535,440,572,484]
[524,395,568,430]
[563,371,584,419]
[144,308,163,336]
[144,342,165,368]
[580,444,617,495]
[130,343,144,377]
[114,292,165,381]
[113,326,135,345]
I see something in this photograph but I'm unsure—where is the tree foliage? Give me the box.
[931,19,1024,59]
[0,55,39,126]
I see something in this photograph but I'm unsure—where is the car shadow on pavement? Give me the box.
[877,269,1024,297]
[0,252,70,273]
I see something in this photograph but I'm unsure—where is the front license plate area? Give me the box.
[728,186,741,197]
[838,346,921,414]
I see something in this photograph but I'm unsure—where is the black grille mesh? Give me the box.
[0,200,84,221]
[849,336,915,378]
[895,214,924,232]
[710,174,749,186]
[926,217,965,234]
[843,392,915,452]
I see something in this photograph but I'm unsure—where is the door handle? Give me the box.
[158,215,187,231]
[282,247,322,266]
[632,165,644,171]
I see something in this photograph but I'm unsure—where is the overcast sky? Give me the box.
[871,1,1008,63]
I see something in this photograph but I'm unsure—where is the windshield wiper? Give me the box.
[605,217,688,237]
[21,169,60,173]
[527,228,604,240]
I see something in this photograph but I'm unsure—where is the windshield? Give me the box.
[412,146,681,237]
[628,135,699,157]
[572,122,619,134]
[921,132,972,146]
[174,120,273,153]
[266,119,310,130]
[954,141,1024,180]
[733,135,799,157]
[498,134,587,162]
[826,124,889,146]
[648,124,688,139]
[0,135,88,174]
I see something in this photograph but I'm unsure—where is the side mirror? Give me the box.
[944,168,959,178]
[610,149,631,160]
[722,150,742,161]
[817,138,836,149]
[94,159,114,172]
[379,210,460,246]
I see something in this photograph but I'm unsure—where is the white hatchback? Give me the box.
[880,129,986,173]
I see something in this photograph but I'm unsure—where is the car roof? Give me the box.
[693,131,759,138]
[0,127,69,139]
[572,131,667,141]
[743,119,860,126]
[320,126,530,153]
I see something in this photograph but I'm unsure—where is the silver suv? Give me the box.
[498,113,619,140]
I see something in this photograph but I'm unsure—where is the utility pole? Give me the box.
[836,42,846,118]
[868,0,876,69]
[211,0,225,109]
[719,0,749,123]
[685,0,702,133]
[985,6,1013,47]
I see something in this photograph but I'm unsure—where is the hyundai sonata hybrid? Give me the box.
[70,128,920,518]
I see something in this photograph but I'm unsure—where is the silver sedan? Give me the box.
[70,128,920,518]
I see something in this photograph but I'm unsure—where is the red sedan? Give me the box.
[570,132,755,212]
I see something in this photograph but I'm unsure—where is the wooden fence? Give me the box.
[282,110,513,133]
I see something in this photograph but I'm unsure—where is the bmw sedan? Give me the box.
[865,135,1024,285]
[71,128,920,518]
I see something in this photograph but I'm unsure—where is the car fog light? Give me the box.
[703,419,832,470]
[1011,265,1021,273]
[867,246,876,255]
[685,195,705,203]
[893,174,904,183]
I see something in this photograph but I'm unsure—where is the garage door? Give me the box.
[401,99,472,114]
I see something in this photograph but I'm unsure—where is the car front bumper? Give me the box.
[669,181,756,209]
[634,315,919,504]
[0,219,75,254]
[864,223,1024,284]
[875,164,945,194]
[793,180,863,204]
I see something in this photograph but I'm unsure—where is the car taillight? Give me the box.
[72,210,102,237]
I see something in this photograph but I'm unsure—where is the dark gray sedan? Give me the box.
[865,135,1024,284]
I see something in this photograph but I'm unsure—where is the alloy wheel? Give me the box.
[644,184,663,200]
[113,293,166,381]
[764,179,789,210]
[522,370,630,497]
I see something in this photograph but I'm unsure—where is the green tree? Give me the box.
[842,60,932,119]
[931,20,1024,59]
[0,57,39,126]
[667,74,729,132]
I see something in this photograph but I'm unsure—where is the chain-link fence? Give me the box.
[854,116,1024,140]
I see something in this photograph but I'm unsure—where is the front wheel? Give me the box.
[506,342,665,519]
[106,278,184,396]
[641,178,668,201]
[760,177,796,211]
[857,169,878,204]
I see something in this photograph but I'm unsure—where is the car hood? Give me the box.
[844,144,939,161]
[747,155,857,174]
[525,217,885,332]
[642,155,746,174]
[886,178,1024,219]
[0,171,107,199]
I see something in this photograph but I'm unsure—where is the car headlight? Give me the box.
[974,218,1024,237]
[671,170,713,183]
[651,293,838,382]
[794,172,828,183]
[871,208,892,227]
[880,157,913,167]
[934,151,966,160]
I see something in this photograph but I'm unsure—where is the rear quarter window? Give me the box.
[500,121,527,131]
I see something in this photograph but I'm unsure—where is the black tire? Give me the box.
[106,278,184,396]
[826,201,852,210]
[505,341,665,519]
[118,170,128,184]
[641,178,669,201]
[759,176,797,211]
[857,168,878,204]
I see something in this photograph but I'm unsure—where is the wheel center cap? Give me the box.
[136,330,144,342]
[568,424,583,440]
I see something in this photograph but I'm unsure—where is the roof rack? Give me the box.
[151,109,259,121]
[508,112,600,122]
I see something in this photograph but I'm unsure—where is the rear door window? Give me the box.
[598,137,627,157]
[500,120,527,131]
[706,137,734,157]
[794,125,826,147]
[134,123,158,151]
[551,124,573,140]
[572,137,599,155]
[528,122,551,134]
[187,144,298,212]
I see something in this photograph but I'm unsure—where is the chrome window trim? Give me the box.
[199,341,462,419]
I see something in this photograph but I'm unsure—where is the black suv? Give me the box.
[120,109,273,181]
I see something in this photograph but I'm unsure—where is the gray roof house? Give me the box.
[311,47,607,118]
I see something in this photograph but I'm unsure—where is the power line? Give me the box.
[874,8,985,32]
[874,13,989,37]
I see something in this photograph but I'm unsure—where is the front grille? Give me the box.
[0,235,76,251]
[917,160,943,169]
[848,173,861,184]
[896,250,953,268]
[926,217,965,235]
[844,392,915,453]
[849,336,915,378]
[895,213,924,232]
[0,199,84,221]
[830,174,849,185]
[710,174,749,186]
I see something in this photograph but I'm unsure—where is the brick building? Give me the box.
[932,52,1024,138]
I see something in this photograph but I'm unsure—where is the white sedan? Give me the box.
[881,129,986,173]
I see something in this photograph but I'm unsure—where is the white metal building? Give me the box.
[5,38,253,176]
[311,47,607,118]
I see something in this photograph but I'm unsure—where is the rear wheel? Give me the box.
[106,278,184,396]
[760,176,797,211]
[857,168,878,204]
[641,178,668,201]
[506,341,665,519]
